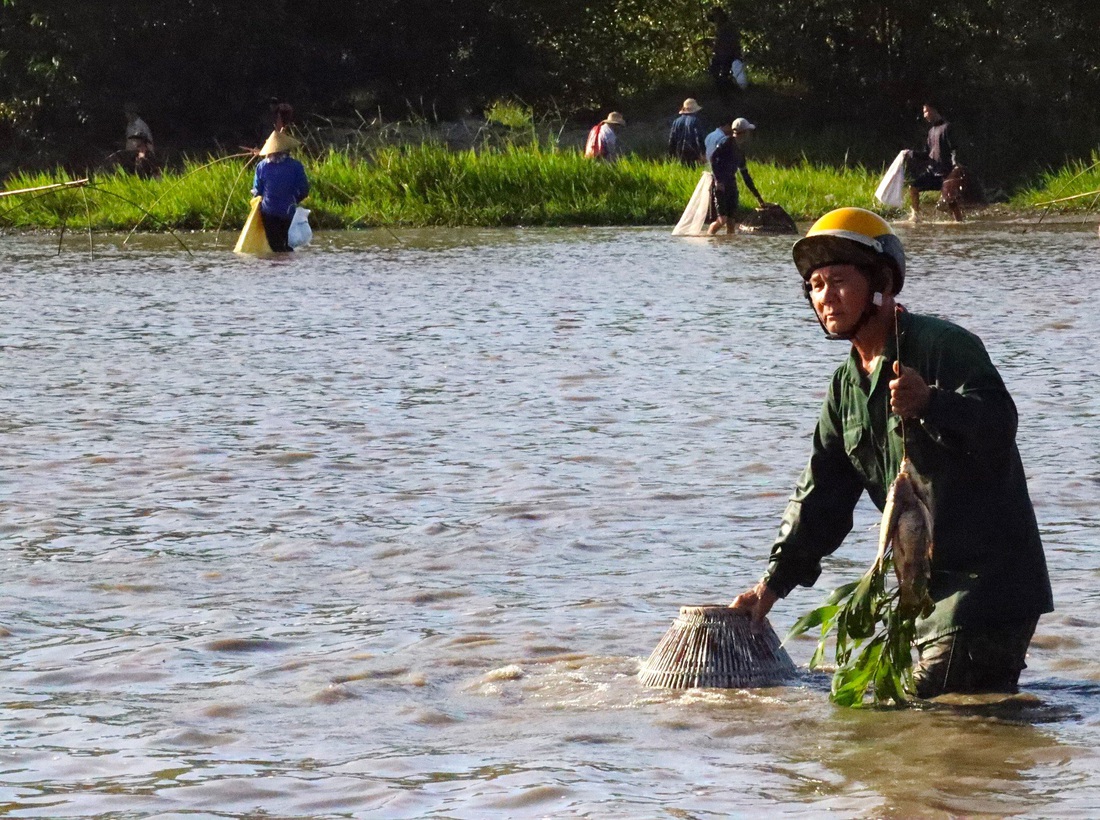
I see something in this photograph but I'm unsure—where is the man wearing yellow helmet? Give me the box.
[732,207,1053,699]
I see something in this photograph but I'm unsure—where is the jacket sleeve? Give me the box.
[692,123,706,156]
[945,124,959,166]
[763,385,866,598]
[251,164,263,197]
[296,163,310,202]
[916,324,1017,454]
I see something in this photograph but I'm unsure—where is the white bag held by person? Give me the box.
[731,59,749,90]
[288,206,312,248]
[874,150,909,208]
[672,171,714,236]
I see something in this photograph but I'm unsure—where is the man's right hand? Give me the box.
[730,579,778,622]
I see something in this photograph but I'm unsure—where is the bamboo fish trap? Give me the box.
[638,605,796,689]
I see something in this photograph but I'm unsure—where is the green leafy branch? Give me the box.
[786,557,917,708]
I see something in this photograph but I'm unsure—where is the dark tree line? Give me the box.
[2,0,1099,177]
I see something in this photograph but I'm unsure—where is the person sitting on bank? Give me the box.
[731,207,1053,699]
[584,112,626,161]
[907,102,962,222]
[668,98,707,166]
[705,117,768,236]
[251,130,309,253]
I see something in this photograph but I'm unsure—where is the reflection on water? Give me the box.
[2,223,1100,816]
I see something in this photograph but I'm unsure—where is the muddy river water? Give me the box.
[2,222,1100,817]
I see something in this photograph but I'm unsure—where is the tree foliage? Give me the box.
[2,0,1100,176]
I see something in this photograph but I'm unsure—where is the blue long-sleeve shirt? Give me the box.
[668,113,706,162]
[705,128,762,201]
[252,155,309,217]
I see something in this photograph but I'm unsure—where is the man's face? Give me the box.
[922,105,938,123]
[807,264,872,336]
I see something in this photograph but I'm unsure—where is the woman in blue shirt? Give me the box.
[252,130,310,252]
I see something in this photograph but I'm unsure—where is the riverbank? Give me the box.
[1,143,1097,232]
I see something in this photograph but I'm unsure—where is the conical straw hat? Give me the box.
[638,605,796,689]
[259,130,300,156]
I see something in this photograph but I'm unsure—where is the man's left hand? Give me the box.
[889,361,931,418]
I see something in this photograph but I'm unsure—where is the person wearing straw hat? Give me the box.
[668,98,707,165]
[730,207,1052,699]
[251,130,310,252]
[704,116,768,235]
[584,112,626,161]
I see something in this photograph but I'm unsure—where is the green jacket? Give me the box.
[764,310,1053,642]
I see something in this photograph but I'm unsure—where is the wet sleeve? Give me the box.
[917,325,1018,454]
[251,166,262,197]
[763,389,865,598]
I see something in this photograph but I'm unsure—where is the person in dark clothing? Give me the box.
[251,130,309,252]
[269,97,295,133]
[705,117,768,235]
[668,98,707,165]
[706,7,743,93]
[123,106,159,178]
[731,207,1053,699]
[907,103,963,222]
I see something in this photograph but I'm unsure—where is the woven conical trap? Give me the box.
[638,605,796,689]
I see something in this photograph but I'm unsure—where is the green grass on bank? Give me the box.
[0,143,888,232]
[1011,152,1100,212]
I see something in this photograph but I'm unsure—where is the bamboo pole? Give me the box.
[1034,189,1100,206]
[0,179,90,199]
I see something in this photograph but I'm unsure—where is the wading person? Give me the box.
[705,117,768,236]
[584,111,626,161]
[668,98,707,165]
[907,103,962,222]
[252,130,309,253]
[730,207,1053,699]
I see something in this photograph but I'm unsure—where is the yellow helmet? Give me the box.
[792,207,905,293]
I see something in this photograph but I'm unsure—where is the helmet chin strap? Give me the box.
[805,289,884,341]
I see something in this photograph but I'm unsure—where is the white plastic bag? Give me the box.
[731,59,749,90]
[672,171,714,236]
[288,206,312,248]
[874,151,909,208]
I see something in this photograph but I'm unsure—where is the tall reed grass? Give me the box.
[0,144,888,232]
[1011,152,1100,211]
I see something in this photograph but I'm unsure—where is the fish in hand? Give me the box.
[877,458,934,619]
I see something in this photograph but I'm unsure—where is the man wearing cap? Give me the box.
[668,99,707,165]
[584,112,626,162]
[252,130,310,252]
[731,207,1052,698]
[705,117,768,236]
